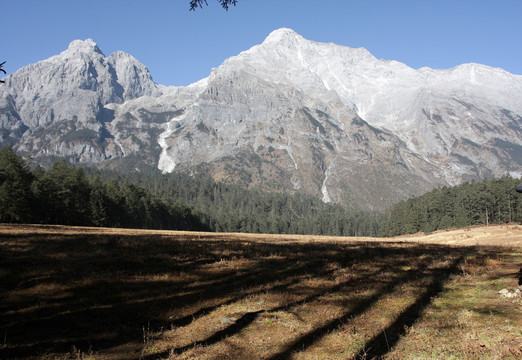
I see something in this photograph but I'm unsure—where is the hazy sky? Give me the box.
[4,0,522,86]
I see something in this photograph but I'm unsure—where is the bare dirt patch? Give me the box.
[1,224,520,359]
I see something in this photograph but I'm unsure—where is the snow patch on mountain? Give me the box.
[158,112,188,173]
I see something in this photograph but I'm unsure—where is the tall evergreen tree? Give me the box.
[0,147,34,223]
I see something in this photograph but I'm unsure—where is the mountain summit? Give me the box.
[65,39,104,56]
[263,28,302,43]
[1,30,521,210]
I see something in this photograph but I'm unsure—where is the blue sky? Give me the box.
[4,0,522,86]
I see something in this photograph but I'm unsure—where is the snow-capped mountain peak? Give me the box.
[220,29,521,156]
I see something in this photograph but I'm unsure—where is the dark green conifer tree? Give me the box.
[0,147,34,223]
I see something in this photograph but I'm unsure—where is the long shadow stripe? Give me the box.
[265,265,426,360]
[145,267,386,359]
[140,311,264,360]
[351,255,464,360]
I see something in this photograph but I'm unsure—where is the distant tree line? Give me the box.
[88,167,382,237]
[0,146,381,236]
[2,146,521,236]
[0,147,205,230]
[380,175,522,236]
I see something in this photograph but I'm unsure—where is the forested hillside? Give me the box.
[88,167,382,236]
[133,171,520,237]
[0,147,380,236]
[1,146,520,236]
[380,176,522,236]
[0,147,205,230]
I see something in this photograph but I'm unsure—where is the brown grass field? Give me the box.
[0,224,521,359]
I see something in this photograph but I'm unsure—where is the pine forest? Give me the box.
[1,147,521,237]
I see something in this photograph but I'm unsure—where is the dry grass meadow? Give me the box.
[1,224,521,359]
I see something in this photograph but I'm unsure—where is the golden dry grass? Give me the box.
[0,224,521,359]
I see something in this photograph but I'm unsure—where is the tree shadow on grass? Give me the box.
[148,244,468,360]
[146,263,388,359]
[351,255,464,360]
[0,229,504,360]
[1,232,376,358]
[141,310,265,360]
[265,252,463,360]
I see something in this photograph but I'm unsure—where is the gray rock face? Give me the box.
[0,39,161,163]
[1,30,521,210]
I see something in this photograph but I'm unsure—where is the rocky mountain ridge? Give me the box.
[1,28,521,210]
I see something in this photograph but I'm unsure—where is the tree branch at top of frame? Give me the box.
[189,0,237,11]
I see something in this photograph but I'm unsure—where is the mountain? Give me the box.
[1,29,521,211]
[0,39,163,164]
